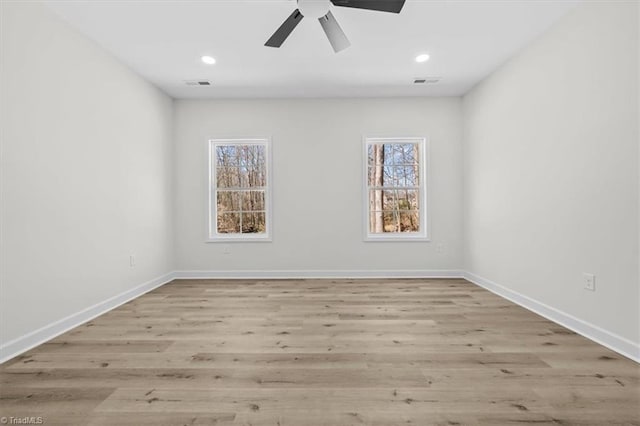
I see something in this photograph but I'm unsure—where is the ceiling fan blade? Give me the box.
[330,0,405,13]
[265,9,304,48]
[319,11,350,53]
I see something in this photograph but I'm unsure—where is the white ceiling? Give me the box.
[44,0,579,99]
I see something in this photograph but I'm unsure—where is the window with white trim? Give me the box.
[364,137,428,240]
[208,139,271,241]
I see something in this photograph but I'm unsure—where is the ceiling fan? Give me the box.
[265,0,406,53]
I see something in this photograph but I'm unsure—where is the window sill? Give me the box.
[364,235,430,242]
[206,236,272,243]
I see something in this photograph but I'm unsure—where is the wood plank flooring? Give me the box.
[1,278,638,425]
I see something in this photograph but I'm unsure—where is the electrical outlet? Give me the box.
[436,243,444,254]
[130,255,136,267]
[583,273,595,291]
[222,246,231,255]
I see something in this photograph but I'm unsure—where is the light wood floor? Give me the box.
[1,279,638,425]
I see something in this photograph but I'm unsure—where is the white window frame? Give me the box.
[363,136,430,242]
[207,138,272,242]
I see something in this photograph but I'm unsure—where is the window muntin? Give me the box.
[365,137,428,240]
[208,139,271,241]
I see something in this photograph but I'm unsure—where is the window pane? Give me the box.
[400,210,420,232]
[216,145,238,167]
[402,143,419,165]
[370,143,385,165]
[391,144,400,164]
[382,165,395,187]
[383,144,393,165]
[399,166,412,187]
[241,212,266,234]
[394,190,407,210]
[367,144,374,167]
[390,166,400,186]
[402,166,418,186]
[238,166,249,187]
[241,191,265,211]
[217,212,240,233]
[217,167,240,188]
[238,145,265,168]
[217,191,240,212]
[383,211,399,232]
[368,165,385,187]
[250,145,266,166]
[383,190,398,210]
[237,146,249,166]
[244,159,267,188]
[369,189,384,212]
[405,190,419,209]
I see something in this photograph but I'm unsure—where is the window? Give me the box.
[364,137,428,241]
[208,139,271,241]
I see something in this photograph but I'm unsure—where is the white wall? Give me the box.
[174,98,462,275]
[463,0,639,354]
[0,2,174,355]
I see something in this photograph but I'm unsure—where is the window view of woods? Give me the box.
[367,141,421,234]
[213,143,267,235]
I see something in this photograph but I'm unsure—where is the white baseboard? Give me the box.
[173,269,463,279]
[463,271,640,363]
[0,271,176,364]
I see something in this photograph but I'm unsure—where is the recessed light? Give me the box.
[415,54,430,63]
[201,55,216,65]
